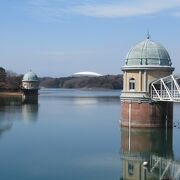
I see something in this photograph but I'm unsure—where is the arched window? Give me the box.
[129,78,135,91]
[128,162,134,176]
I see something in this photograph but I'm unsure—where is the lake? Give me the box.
[0,88,180,179]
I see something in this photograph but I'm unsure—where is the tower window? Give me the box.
[128,162,134,176]
[129,78,135,91]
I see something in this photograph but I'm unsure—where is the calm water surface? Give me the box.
[0,88,179,179]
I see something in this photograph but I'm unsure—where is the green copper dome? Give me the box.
[125,37,172,66]
[22,71,39,82]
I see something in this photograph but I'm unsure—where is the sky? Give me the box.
[0,0,180,77]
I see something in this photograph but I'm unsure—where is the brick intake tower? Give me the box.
[120,35,174,128]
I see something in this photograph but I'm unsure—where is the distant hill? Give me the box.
[40,75,123,89]
[0,67,123,90]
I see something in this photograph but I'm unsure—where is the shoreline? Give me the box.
[0,92,22,97]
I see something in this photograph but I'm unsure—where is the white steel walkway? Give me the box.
[150,75,180,102]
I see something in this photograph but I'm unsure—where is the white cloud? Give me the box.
[68,0,180,18]
[27,0,180,20]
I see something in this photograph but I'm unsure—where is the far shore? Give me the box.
[0,92,22,97]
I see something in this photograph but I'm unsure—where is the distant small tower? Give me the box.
[22,71,39,104]
[120,34,174,128]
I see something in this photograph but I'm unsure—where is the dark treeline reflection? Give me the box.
[0,95,38,105]
[120,128,180,179]
[0,104,38,136]
[0,96,22,105]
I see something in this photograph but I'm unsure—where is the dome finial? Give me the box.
[147,30,150,39]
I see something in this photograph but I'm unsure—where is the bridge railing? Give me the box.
[152,90,180,101]
[150,75,180,102]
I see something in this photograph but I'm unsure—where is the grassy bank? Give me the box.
[0,92,22,97]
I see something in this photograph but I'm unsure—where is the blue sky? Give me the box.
[0,0,180,77]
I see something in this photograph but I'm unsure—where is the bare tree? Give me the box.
[0,67,6,90]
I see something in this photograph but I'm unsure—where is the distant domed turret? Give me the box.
[22,71,39,82]
[22,71,39,104]
[22,71,39,90]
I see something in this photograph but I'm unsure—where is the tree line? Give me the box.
[0,67,23,91]
[0,67,123,91]
[40,75,123,89]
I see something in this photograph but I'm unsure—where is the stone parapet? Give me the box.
[120,91,150,102]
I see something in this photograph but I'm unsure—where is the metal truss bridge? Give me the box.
[151,74,180,102]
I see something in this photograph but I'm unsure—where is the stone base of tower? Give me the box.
[120,101,173,128]
[22,89,39,104]
[22,95,38,104]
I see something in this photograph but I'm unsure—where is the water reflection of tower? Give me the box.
[21,104,39,123]
[120,128,173,179]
